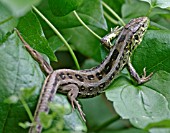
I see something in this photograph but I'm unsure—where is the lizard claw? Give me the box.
[142,67,147,77]
[73,100,86,122]
[65,84,86,122]
[70,98,86,121]
[138,67,153,84]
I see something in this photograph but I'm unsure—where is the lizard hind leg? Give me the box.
[14,28,53,75]
[62,84,86,122]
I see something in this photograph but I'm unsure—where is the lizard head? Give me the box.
[125,17,150,52]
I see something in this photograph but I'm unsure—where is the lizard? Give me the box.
[15,16,153,133]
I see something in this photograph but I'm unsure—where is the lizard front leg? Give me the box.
[62,84,86,121]
[127,58,153,84]
[101,26,123,49]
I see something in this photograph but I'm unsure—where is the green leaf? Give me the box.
[122,0,150,18]
[38,0,107,30]
[39,94,87,132]
[48,36,64,52]
[80,95,118,131]
[49,103,64,114]
[20,87,36,99]
[111,128,149,133]
[48,0,83,16]
[100,45,109,60]
[145,72,170,111]
[37,0,107,62]
[18,121,32,129]
[149,128,170,133]
[43,129,70,133]
[81,59,99,69]
[106,70,170,129]
[0,3,18,34]
[76,0,107,30]
[0,32,85,132]
[145,119,170,130]
[103,0,124,16]
[40,112,53,129]
[0,0,41,17]
[62,26,103,62]
[0,32,44,132]
[4,95,19,104]
[53,95,87,131]
[17,11,57,61]
[105,29,170,129]
[122,0,170,19]
[140,0,170,8]
[132,30,170,74]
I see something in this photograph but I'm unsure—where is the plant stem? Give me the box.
[93,115,120,132]
[146,6,153,16]
[32,6,80,70]
[101,1,125,26]
[150,21,169,30]
[0,16,13,25]
[20,96,34,122]
[103,11,119,25]
[73,11,101,40]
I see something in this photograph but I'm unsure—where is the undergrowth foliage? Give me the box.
[0,0,170,133]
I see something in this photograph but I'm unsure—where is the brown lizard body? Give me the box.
[15,17,153,133]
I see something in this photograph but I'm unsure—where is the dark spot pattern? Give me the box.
[37,125,41,130]
[124,45,129,51]
[73,82,79,86]
[75,74,84,82]
[60,83,69,86]
[96,72,103,80]
[134,35,139,40]
[99,83,105,88]
[123,59,127,64]
[81,86,85,90]
[121,52,124,57]
[48,95,53,101]
[59,72,65,79]
[109,73,115,80]
[111,49,119,61]
[67,73,73,79]
[104,62,112,74]
[51,88,55,94]
[116,63,120,70]
[88,87,94,91]
[44,107,49,112]
[87,75,94,80]
[52,76,58,88]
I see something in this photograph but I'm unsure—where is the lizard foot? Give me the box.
[63,84,86,122]
[138,67,153,84]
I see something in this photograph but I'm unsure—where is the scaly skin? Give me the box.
[15,17,153,133]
